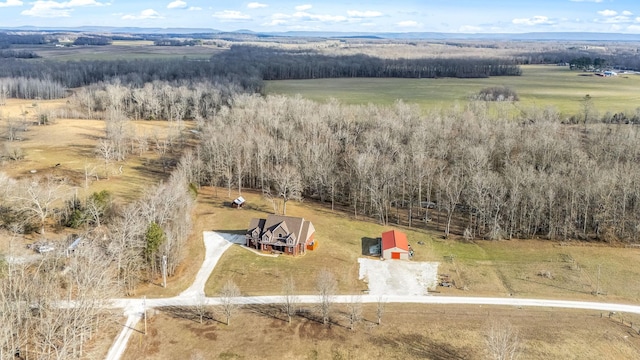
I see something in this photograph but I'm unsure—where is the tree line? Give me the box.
[218,45,522,80]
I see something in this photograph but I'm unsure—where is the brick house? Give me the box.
[246,215,316,256]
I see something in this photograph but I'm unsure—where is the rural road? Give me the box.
[105,232,640,360]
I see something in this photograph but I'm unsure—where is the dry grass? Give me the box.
[1,99,183,201]
[121,303,640,360]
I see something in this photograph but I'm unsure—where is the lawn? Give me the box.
[265,65,640,116]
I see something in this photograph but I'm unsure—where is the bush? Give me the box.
[474,86,519,101]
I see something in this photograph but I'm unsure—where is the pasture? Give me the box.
[0,99,182,201]
[121,303,640,359]
[15,43,221,61]
[265,65,640,116]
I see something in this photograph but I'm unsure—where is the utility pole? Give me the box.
[162,255,167,288]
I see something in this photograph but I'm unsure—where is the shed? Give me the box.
[381,230,410,260]
[232,196,246,208]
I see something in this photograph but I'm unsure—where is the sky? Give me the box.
[1,0,640,33]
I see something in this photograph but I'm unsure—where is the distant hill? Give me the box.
[3,26,640,41]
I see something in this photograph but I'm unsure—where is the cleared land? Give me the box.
[16,43,222,61]
[121,304,640,359]
[265,65,640,115]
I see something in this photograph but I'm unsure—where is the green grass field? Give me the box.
[265,65,640,116]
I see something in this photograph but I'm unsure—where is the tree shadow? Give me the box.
[372,332,473,360]
[520,277,592,295]
[245,304,288,322]
[361,237,381,256]
[158,305,225,325]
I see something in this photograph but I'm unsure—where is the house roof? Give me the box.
[381,230,409,251]
[247,215,315,246]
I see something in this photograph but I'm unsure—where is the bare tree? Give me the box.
[219,279,241,326]
[281,276,298,323]
[194,293,209,324]
[15,176,66,235]
[345,296,362,331]
[270,164,302,215]
[315,269,337,326]
[96,139,114,179]
[376,296,386,326]
[485,320,521,360]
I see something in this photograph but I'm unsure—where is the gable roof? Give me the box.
[247,215,314,246]
[381,230,409,251]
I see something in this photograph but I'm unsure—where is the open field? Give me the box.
[15,43,222,61]
[193,188,640,305]
[0,99,182,200]
[265,65,640,115]
[121,303,640,359]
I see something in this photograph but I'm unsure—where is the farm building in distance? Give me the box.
[245,215,316,256]
[381,230,411,260]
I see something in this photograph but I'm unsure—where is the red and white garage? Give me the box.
[381,230,410,260]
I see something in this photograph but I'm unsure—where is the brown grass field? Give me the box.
[121,304,640,359]
[0,99,187,250]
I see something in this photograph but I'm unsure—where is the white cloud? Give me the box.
[21,0,108,18]
[293,11,346,22]
[347,10,383,18]
[247,2,267,9]
[295,4,312,11]
[121,9,163,20]
[263,19,287,26]
[598,9,617,17]
[167,0,186,9]
[397,20,421,27]
[0,0,23,8]
[512,15,554,26]
[188,6,201,11]
[212,10,251,20]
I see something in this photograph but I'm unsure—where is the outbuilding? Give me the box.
[381,230,410,260]
[231,196,246,208]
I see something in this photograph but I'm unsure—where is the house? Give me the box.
[246,215,316,256]
[381,230,410,260]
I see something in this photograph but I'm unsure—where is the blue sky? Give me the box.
[1,0,640,33]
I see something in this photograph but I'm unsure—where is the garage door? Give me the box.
[391,252,400,259]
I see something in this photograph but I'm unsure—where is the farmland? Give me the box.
[265,65,640,115]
